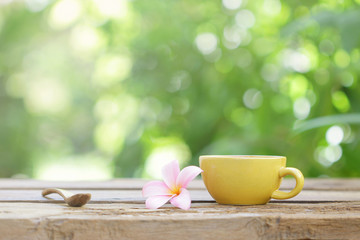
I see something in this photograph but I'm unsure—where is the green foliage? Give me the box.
[0,0,359,179]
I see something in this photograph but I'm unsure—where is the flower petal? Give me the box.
[145,195,173,209]
[162,160,180,190]
[176,166,203,188]
[142,180,171,197]
[170,188,191,210]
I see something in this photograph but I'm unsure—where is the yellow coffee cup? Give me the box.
[199,155,304,205]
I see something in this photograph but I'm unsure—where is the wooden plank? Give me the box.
[0,189,208,203]
[1,179,360,239]
[0,201,360,239]
[0,178,153,190]
[0,189,360,203]
[298,178,360,191]
[1,178,360,191]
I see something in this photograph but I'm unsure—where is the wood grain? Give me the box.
[1,202,360,239]
[0,189,360,203]
[0,178,360,240]
[2,178,360,190]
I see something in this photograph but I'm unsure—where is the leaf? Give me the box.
[281,9,360,52]
[338,10,360,52]
[292,113,360,135]
[280,11,337,38]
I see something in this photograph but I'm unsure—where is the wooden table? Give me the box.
[1,178,360,239]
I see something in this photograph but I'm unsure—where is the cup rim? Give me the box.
[200,155,286,159]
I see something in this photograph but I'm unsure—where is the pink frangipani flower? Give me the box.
[142,160,203,210]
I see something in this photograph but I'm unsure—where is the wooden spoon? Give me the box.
[42,188,91,207]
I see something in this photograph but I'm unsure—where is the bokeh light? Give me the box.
[326,125,344,146]
[25,78,70,115]
[195,32,218,55]
[315,145,343,167]
[243,88,263,109]
[222,0,242,10]
[293,97,311,120]
[235,10,255,29]
[144,139,191,179]
[1,0,360,179]
[92,0,128,19]
[48,0,82,30]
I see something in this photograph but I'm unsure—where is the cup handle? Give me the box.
[271,167,304,200]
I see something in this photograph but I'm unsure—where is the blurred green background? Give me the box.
[0,0,359,180]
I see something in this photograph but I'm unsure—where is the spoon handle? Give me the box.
[42,188,73,199]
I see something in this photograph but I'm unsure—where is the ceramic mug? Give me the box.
[199,155,304,205]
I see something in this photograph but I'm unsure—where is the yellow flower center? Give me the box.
[170,186,181,196]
